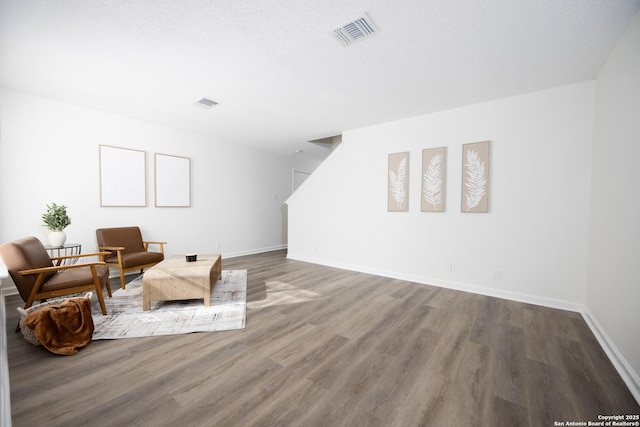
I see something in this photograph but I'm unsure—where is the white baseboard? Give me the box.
[223,244,287,259]
[581,307,640,404]
[287,253,583,311]
[287,252,640,405]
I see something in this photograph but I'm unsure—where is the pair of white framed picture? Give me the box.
[388,140,490,213]
[99,145,191,208]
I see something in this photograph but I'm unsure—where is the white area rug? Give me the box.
[91,270,246,340]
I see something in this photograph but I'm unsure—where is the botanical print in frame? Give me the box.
[99,145,146,207]
[421,147,446,212]
[461,140,490,213]
[388,152,409,212]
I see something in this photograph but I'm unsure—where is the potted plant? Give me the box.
[42,202,71,247]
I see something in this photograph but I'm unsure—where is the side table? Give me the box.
[45,243,82,266]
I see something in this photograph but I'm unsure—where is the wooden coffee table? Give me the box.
[142,254,222,311]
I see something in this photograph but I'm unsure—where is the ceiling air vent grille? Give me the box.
[332,14,379,46]
[196,98,218,108]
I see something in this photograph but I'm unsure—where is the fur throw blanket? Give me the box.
[21,296,94,355]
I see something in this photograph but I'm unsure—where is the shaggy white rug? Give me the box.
[91,270,246,340]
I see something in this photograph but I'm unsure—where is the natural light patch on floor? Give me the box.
[247,280,322,308]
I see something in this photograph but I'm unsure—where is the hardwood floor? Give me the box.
[4,250,639,426]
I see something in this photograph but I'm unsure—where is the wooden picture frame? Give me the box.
[461,141,490,213]
[155,153,191,207]
[99,145,146,207]
[388,152,409,212]
[421,147,446,212]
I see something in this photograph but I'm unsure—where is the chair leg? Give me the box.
[89,265,109,315]
[119,270,126,290]
[105,278,113,297]
[94,282,108,315]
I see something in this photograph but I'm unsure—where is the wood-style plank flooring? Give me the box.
[4,250,639,426]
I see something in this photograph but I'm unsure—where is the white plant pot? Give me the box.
[48,231,67,247]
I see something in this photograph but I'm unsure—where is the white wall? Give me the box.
[0,89,295,265]
[587,12,640,398]
[288,81,594,309]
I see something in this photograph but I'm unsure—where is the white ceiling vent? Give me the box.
[195,98,218,108]
[331,14,379,46]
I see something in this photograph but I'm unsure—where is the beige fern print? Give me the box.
[462,141,490,213]
[388,152,409,211]
[423,153,443,211]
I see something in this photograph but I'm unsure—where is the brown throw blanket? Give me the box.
[23,298,94,355]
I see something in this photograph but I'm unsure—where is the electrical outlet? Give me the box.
[448,263,455,273]
[216,241,221,250]
[492,270,502,281]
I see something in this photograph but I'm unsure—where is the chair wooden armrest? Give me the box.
[97,246,125,262]
[143,241,166,253]
[19,261,106,276]
[51,251,111,262]
[51,252,111,266]
[98,246,125,252]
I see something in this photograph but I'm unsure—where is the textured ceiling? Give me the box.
[1,1,638,161]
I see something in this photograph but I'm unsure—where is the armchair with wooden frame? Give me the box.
[96,226,166,289]
[0,236,112,315]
